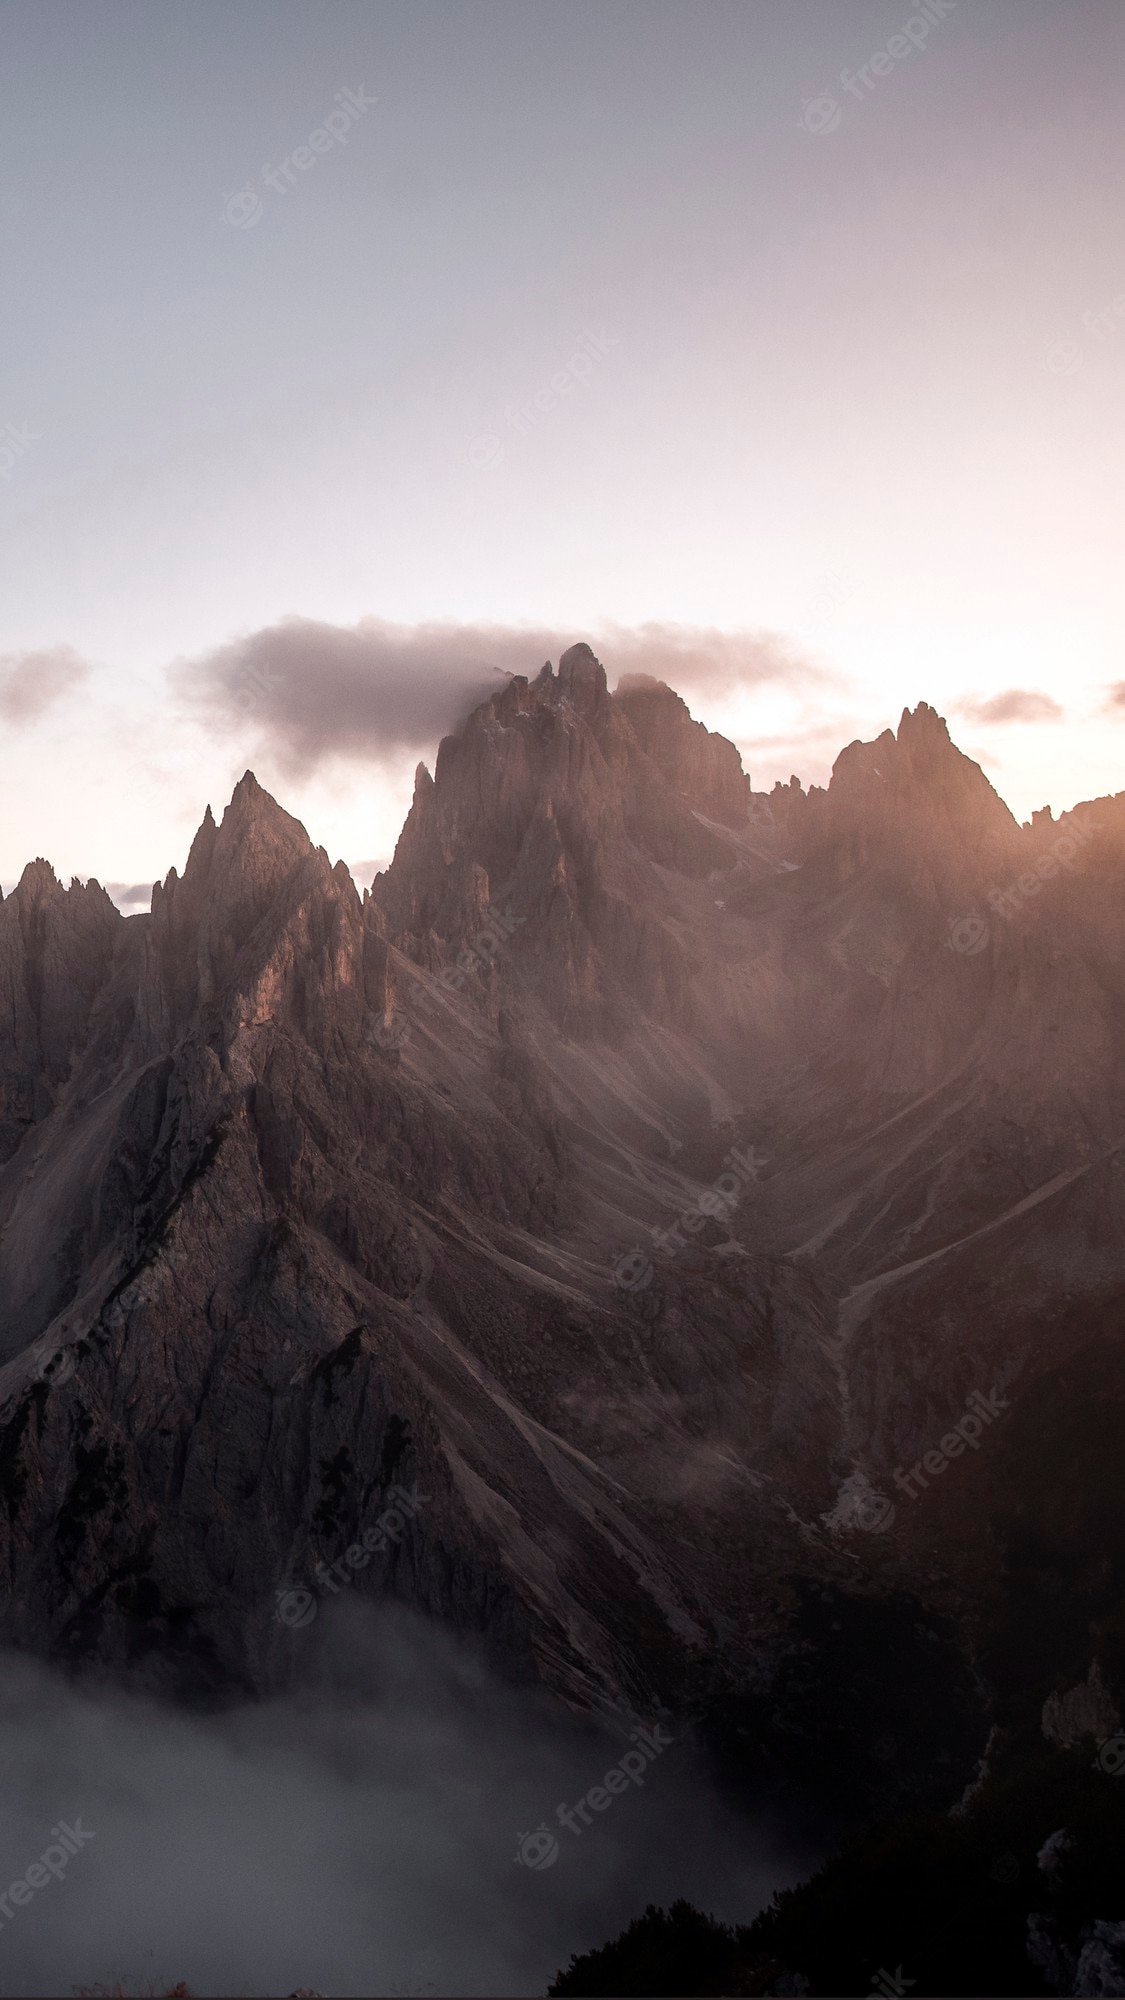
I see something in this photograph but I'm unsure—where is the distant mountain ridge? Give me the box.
[1,641,1122,1809]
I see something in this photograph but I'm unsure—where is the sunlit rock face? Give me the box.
[0,648,1123,1805]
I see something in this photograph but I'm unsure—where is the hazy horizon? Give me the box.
[3,0,1124,885]
[0,655,1079,913]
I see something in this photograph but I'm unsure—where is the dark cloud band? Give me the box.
[170,616,829,778]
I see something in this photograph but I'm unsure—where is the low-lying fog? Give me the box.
[0,1602,815,1997]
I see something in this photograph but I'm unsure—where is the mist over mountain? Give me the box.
[1,642,1124,1994]
[171,616,824,780]
[0,1604,812,1998]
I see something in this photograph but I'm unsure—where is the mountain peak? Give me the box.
[556,641,609,718]
[819,694,1019,899]
[217,771,310,848]
[152,774,316,1004]
[896,701,957,764]
[227,769,296,822]
[14,858,62,902]
[898,699,948,734]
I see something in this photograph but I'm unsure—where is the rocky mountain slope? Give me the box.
[1,642,1123,1805]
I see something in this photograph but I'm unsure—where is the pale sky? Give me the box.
[1,0,1122,903]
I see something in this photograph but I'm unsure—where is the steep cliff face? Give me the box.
[613,672,752,829]
[0,650,1123,1788]
[0,866,122,1163]
[374,643,750,1036]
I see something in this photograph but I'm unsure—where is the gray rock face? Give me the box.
[0,863,122,1162]
[0,654,1123,1768]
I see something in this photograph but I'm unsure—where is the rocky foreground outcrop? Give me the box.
[0,643,1123,1801]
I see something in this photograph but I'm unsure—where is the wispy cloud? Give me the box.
[954,689,1063,726]
[170,616,828,779]
[602,622,833,704]
[1103,683,1125,714]
[0,647,91,725]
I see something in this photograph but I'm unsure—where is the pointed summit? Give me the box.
[821,696,1020,898]
[896,701,958,770]
[556,642,609,720]
[14,858,62,903]
[152,774,316,1006]
[217,770,311,850]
